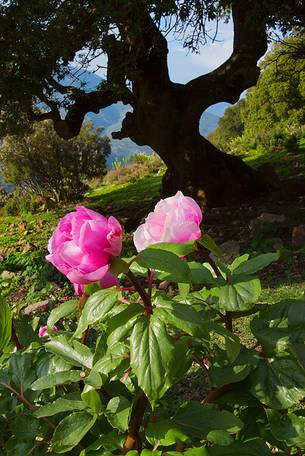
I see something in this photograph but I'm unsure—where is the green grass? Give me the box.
[85,174,162,224]
[243,139,305,179]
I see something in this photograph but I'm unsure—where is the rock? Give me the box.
[1,270,15,280]
[219,240,240,264]
[269,237,284,251]
[23,300,50,315]
[292,225,305,248]
[250,213,286,231]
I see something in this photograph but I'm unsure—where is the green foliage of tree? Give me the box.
[0,1,304,204]
[208,99,245,152]
[241,34,305,153]
[209,33,305,157]
[0,120,110,202]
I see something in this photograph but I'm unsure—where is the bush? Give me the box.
[104,153,164,185]
[0,120,111,203]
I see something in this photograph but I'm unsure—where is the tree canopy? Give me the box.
[0,1,304,204]
[0,120,110,202]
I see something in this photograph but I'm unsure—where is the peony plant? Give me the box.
[1,192,305,455]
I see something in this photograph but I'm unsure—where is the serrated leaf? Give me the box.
[146,419,189,446]
[46,335,93,368]
[106,303,143,348]
[173,402,243,438]
[47,299,77,329]
[81,386,103,413]
[35,396,86,417]
[153,294,208,338]
[267,410,305,447]
[31,370,81,390]
[210,278,261,311]
[130,315,176,406]
[250,357,305,409]
[209,349,259,388]
[105,396,130,432]
[51,411,97,453]
[74,289,121,339]
[251,299,305,357]
[135,248,191,283]
[9,352,36,394]
[233,252,279,275]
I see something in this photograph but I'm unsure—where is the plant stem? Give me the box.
[125,270,152,315]
[201,384,231,404]
[6,385,55,429]
[11,322,23,350]
[123,389,148,452]
[224,312,233,332]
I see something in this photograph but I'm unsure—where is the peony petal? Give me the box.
[67,264,109,284]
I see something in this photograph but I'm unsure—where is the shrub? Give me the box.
[0,120,111,203]
[104,153,164,185]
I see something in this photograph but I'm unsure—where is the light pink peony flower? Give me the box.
[73,272,119,296]
[38,325,57,337]
[133,191,202,252]
[46,206,122,288]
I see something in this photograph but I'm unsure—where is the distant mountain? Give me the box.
[81,74,220,165]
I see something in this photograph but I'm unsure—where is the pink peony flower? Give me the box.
[39,325,57,337]
[46,206,122,288]
[133,191,202,252]
[73,271,119,295]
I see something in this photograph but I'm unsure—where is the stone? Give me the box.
[219,240,240,264]
[250,213,286,231]
[1,270,15,280]
[292,225,305,248]
[269,237,284,251]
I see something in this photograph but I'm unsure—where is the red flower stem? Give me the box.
[125,270,152,315]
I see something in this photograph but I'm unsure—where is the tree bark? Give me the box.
[160,134,269,207]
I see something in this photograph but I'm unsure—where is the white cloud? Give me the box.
[167,20,233,83]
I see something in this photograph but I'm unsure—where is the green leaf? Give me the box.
[35,396,86,417]
[251,299,305,356]
[94,342,129,377]
[209,349,259,388]
[106,303,143,348]
[135,248,191,283]
[198,438,272,455]
[229,254,249,271]
[10,414,39,440]
[188,261,216,285]
[0,298,12,352]
[109,257,130,275]
[47,299,77,328]
[267,410,305,447]
[250,357,305,409]
[130,315,176,406]
[146,419,189,446]
[173,402,243,438]
[81,386,103,413]
[198,234,221,257]
[233,252,279,275]
[210,278,261,311]
[46,335,93,368]
[206,430,233,446]
[74,289,121,339]
[85,370,106,388]
[52,411,97,453]
[31,370,81,390]
[208,323,241,362]
[105,396,131,432]
[153,294,208,338]
[9,352,36,393]
[148,241,195,256]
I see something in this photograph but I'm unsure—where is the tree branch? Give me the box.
[186,0,268,111]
